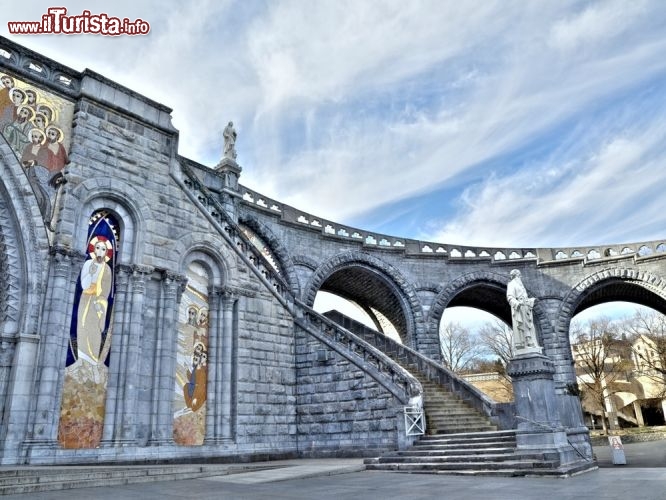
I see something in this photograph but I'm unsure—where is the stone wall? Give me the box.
[294,325,409,457]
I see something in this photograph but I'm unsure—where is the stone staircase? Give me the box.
[418,378,496,434]
[322,311,507,435]
[365,430,593,477]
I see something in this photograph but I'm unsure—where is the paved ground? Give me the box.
[595,439,666,467]
[4,441,665,500]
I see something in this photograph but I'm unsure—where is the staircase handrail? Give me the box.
[295,299,423,404]
[174,159,422,405]
[323,311,498,419]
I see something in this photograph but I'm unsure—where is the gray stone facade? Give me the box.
[0,36,664,466]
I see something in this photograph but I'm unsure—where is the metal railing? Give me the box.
[404,406,426,436]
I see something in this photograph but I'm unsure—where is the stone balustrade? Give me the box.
[182,162,422,407]
[239,184,666,267]
[322,310,502,423]
[295,301,422,403]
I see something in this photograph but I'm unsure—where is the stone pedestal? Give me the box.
[215,157,242,191]
[214,158,242,220]
[507,352,593,469]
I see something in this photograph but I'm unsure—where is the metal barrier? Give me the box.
[404,406,426,436]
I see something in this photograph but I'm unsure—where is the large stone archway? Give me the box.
[302,251,426,352]
[427,270,553,351]
[555,268,666,370]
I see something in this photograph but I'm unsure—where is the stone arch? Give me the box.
[0,138,49,336]
[292,254,319,271]
[238,214,300,296]
[302,251,424,351]
[65,179,151,265]
[172,231,238,287]
[180,246,229,289]
[556,267,666,341]
[551,268,666,388]
[427,270,552,349]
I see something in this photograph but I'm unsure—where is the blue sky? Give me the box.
[4,1,666,329]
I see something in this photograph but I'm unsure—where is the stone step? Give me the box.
[424,403,473,411]
[394,447,516,456]
[429,425,497,434]
[364,460,559,472]
[0,470,216,496]
[416,430,516,442]
[373,452,548,464]
[424,407,481,415]
[0,466,217,486]
[0,465,280,495]
[413,441,516,451]
[426,412,488,425]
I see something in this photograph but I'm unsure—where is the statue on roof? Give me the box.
[223,121,237,160]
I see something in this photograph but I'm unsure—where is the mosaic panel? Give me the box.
[0,72,74,225]
[58,210,119,448]
[173,262,209,446]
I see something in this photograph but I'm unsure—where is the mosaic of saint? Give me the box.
[58,210,118,448]
[173,262,210,446]
[0,72,74,226]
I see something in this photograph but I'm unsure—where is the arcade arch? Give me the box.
[303,253,422,347]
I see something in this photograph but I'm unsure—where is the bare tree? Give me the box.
[622,310,666,374]
[478,319,514,366]
[571,317,632,434]
[439,322,485,373]
[620,308,666,397]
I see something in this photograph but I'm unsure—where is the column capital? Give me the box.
[161,270,188,301]
[132,264,155,277]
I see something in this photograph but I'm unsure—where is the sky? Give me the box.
[3,1,666,330]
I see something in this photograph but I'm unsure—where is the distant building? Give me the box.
[572,334,666,429]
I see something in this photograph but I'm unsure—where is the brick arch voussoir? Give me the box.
[292,254,319,271]
[238,214,301,297]
[303,250,424,338]
[555,267,666,341]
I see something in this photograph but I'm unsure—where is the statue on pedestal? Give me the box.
[223,121,237,160]
[507,269,540,352]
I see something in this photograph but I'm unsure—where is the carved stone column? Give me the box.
[118,265,152,442]
[204,286,224,444]
[149,271,185,446]
[26,247,81,449]
[101,264,131,444]
[219,292,237,442]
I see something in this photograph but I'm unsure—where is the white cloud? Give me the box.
[3,1,666,248]
[549,0,648,51]
[427,120,666,247]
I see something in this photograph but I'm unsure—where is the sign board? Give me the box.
[608,435,626,465]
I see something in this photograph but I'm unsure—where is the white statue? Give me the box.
[507,269,540,352]
[223,121,237,160]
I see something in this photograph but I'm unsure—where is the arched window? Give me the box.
[173,261,210,446]
[58,209,120,448]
